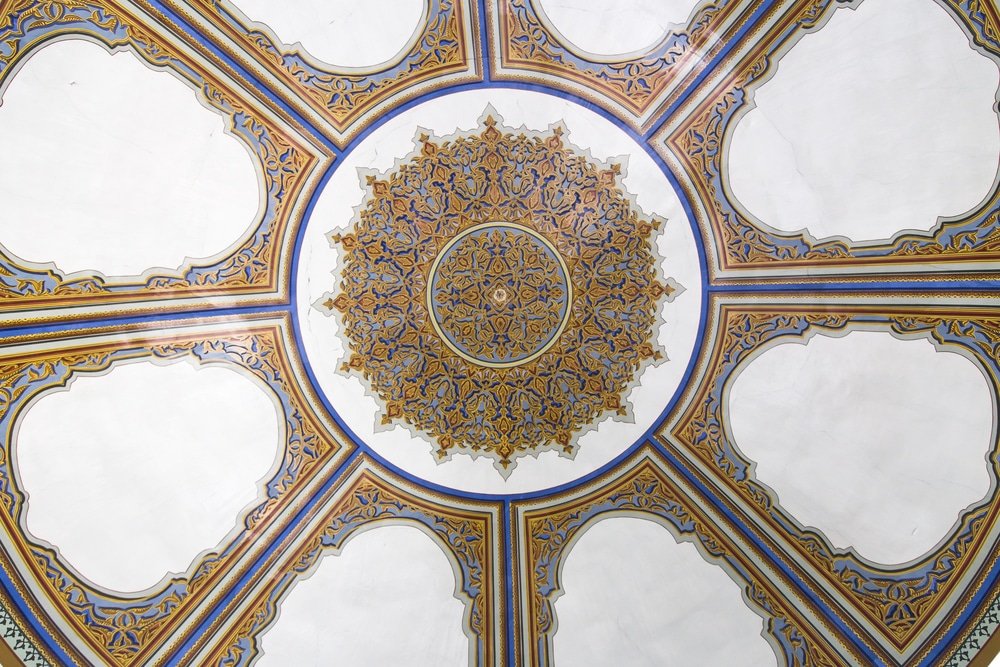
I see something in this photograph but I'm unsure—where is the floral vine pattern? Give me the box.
[429,223,571,365]
[489,0,749,128]
[518,455,843,666]
[0,326,344,665]
[0,0,318,310]
[670,306,1000,649]
[180,0,480,143]
[322,114,677,470]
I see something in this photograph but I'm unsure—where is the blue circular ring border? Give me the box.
[287,82,712,503]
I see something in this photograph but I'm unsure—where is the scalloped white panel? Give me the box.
[728,0,1000,243]
[553,517,775,666]
[230,0,425,68]
[728,330,994,565]
[0,39,259,278]
[16,360,280,593]
[536,0,700,58]
[258,525,468,666]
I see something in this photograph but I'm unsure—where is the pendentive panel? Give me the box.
[179,457,503,667]
[487,0,767,132]
[512,446,853,667]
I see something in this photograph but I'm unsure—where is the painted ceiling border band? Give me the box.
[945,590,1000,666]
[0,578,60,666]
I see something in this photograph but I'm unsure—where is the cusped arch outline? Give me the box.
[515,449,848,667]
[196,461,500,667]
[487,0,762,131]
[0,0,326,321]
[531,0,714,64]
[667,300,1000,663]
[717,317,997,569]
[160,0,483,146]
[0,318,350,666]
[656,0,1000,277]
[218,0,431,74]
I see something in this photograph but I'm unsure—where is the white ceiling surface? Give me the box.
[15,360,281,594]
[297,89,703,494]
[258,525,469,667]
[0,39,259,278]
[553,517,775,667]
[729,0,1000,244]
[228,0,426,69]
[728,330,995,566]
[535,0,701,58]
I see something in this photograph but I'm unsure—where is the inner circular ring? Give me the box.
[425,221,574,368]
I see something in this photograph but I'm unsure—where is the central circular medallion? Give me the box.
[298,91,705,492]
[427,221,572,367]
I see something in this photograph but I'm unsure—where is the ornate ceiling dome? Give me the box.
[0,0,998,666]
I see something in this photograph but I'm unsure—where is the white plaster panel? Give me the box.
[15,360,281,593]
[258,525,468,666]
[728,330,994,565]
[229,0,425,69]
[728,0,1000,244]
[552,516,775,666]
[0,39,260,278]
[536,0,700,58]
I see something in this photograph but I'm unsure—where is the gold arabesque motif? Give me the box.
[426,220,572,368]
[324,112,676,470]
